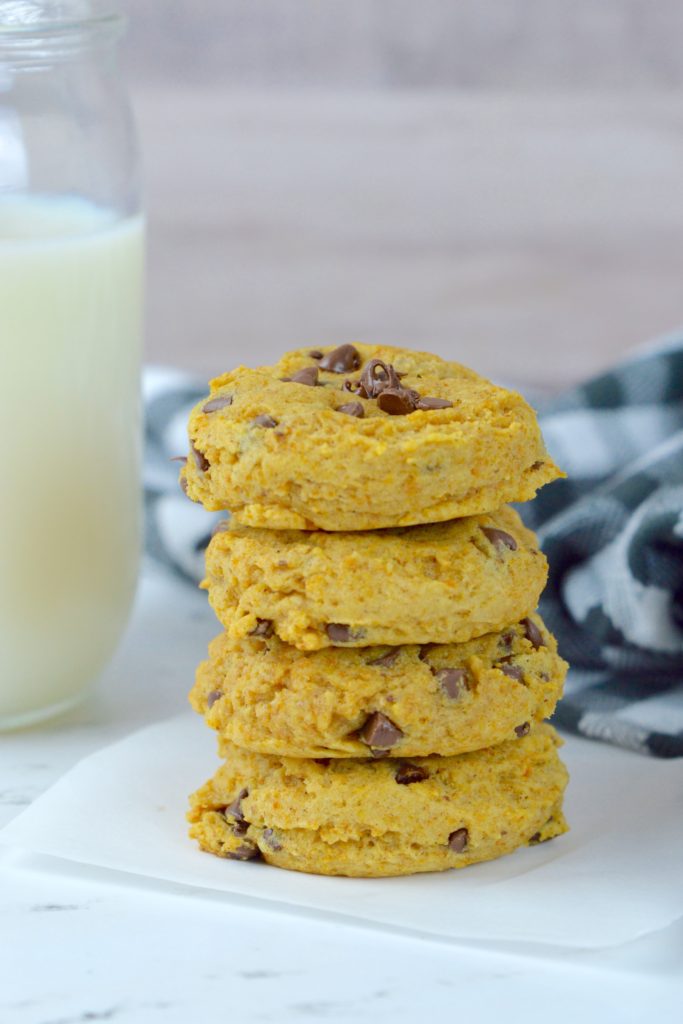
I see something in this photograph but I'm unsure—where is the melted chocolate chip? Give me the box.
[367,648,401,668]
[529,832,541,844]
[282,366,319,387]
[326,623,364,643]
[227,842,261,862]
[206,689,222,708]
[434,667,468,700]
[395,763,429,785]
[499,633,514,652]
[225,788,249,822]
[515,722,531,737]
[262,828,282,851]
[358,711,404,751]
[202,395,233,413]
[418,643,437,662]
[314,758,331,767]
[249,619,274,638]
[530,460,545,471]
[481,527,518,552]
[191,442,209,472]
[522,617,545,649]
[337,401,365,418]
[319,344,361,373]
[416,396,453,410]
[232,819,249,837]
[308,349,324,360]
[499,664,524,682]
[377,387,420,415]
[448,828,469,853]
[170,455,187,464]
[252,414,278,428]
[359,359,401,398]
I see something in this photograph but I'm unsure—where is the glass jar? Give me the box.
[0,2,144,729]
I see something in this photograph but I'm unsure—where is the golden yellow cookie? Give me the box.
[204,505,547,650]
[181,343,562,531]
[190,614,566,759]
[188,725,569,877]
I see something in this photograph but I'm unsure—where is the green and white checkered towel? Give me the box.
[144,332,683,758]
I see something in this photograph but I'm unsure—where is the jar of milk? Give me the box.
[0,3,144,728]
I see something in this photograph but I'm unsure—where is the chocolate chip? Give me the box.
[377,387,420,415]
[418,643,437,662]
[170,455,187,464]
[499,633,514,651]
[337,401,365,418]
[481,527,518,552]
[358,359,402,398]
[529,832,541,844]
[434,667,468,700]
[308,349,323,360]
[225,788,249,822]
[448,828,469,853]
[499,664,524,682]
[395,763,429,785]
[202,395,233,413]
[326,623,364,643]
[252,414,278,428]
[227,842,261,862]
[319,344,362,373]
[249,618,274,638]
[232,819,249,837]
[191,442,209,472]
[530,460,545,471]
[522,617,545,649]
[416,396,453,410]
[262,828,282,851]
[515,722,530,737]
[313,758,331,767]
[367,648,401,668]
[206,689,222,708]
[282,366,319,387]
[358,711,404,751]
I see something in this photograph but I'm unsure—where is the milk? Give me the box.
[0,197,144,726]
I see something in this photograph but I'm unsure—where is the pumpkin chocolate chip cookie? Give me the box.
[187,725,569,877]
[180,343,562,531]
[190,614,566,759]
[204,505,548,650]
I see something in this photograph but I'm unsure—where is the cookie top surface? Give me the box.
[205,505,548,650]
[182,343,563,531]
[190,613,567,758]
[188,725,569,876]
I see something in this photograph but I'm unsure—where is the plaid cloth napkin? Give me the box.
[144,333,683,758]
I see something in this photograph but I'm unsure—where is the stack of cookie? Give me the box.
[182,344,569,877]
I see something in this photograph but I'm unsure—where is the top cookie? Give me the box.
[181,343,562,531]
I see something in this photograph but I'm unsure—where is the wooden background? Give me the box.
[121,1,683,389]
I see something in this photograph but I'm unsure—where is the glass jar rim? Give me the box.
[0,6,125,63]
[0,12,123,34]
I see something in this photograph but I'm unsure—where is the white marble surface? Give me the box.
[1,565,682,1024]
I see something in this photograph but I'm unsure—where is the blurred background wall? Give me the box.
[121,0,683,388]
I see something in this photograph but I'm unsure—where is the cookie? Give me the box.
[188,725,569,877]
[190,614,566,758]
[181,343,562,531]
[204,505,547,650]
